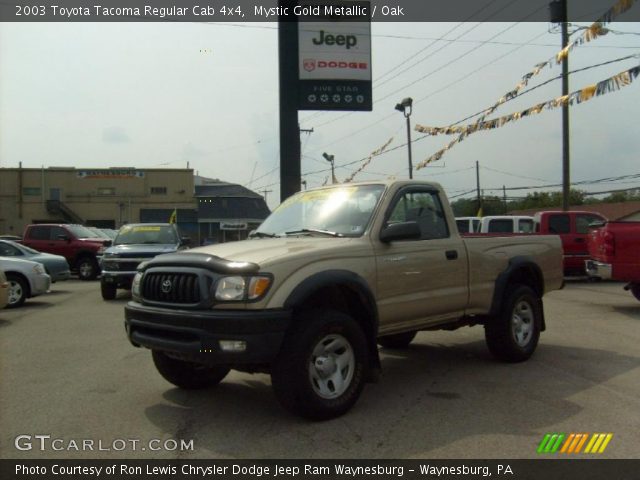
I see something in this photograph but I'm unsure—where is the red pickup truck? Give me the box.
[534,211,607,275]
[22,224,109,280]
[586,221,640,300]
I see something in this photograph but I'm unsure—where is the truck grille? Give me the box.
[142,273,200,304]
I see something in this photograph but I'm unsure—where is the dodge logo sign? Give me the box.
[161,279,172,293]
[303,59,316,72]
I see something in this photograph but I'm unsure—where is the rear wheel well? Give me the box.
[507,266,544,297]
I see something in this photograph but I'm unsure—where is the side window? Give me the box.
[488,219,513,233]
[0,243,22,256]
[456,220,469,234]
[29,226,50,240]
[50,226,68,241]
[519,219,534,233]
[387,190,449,240]
[548,214,570,234]
[576,214,604,234]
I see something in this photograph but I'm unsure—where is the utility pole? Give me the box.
[551,0,570,211]
[278,2,301,203]
[503,185,508,213]
[261,189,273,203]
[476,161,482,216]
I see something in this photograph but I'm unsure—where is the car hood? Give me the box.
[105,244,180,258]
[27,252,68,263]
[181,237,359,267]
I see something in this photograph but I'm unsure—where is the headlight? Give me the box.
[132,272,143,300]
[215,276,246,301]
[214,275,272,302]
[33,263,45,274]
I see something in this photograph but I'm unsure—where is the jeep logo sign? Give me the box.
[297,1,371,111]
[312,31,358,49]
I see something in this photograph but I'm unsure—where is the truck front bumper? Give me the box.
[124,302,291,365]
[102,271,136,288]
[585,260,612,280]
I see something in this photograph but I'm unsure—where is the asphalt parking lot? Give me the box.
[1,279,639,459]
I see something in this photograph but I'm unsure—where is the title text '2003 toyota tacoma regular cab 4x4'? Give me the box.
[125,181,563,419]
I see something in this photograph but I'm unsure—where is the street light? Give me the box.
[395,97,413,179]
[322,152,336,184]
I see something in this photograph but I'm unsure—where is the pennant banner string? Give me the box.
[414,65,640,169]
[343,137,395,183]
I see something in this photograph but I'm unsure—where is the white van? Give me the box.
[478,216,535,234]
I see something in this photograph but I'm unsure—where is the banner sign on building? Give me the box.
[77,169,145,179]
[297,0,372,111]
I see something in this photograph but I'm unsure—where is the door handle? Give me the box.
[445,250,458,260]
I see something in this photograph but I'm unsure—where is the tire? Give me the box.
[152,350,230,389]
[485,285,541,363]
[6,274,28,308]
[377,330,417,349]
[630,283,640,302]
[271,309,368,420]
[101,281,117,300]
[76,256,98,281]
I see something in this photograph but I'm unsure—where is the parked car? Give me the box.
[534,211,607,276]
[22,224,109,280]
[100,228,118,240]
[0,269,9,309]
[100,223,188,300]
[0,257,51,308]
[125,180,563,419]
[0,240,71,282]
[455,217,480,234]
[586,220,640,300]
[478,216,535,234]
[0,234,22,242]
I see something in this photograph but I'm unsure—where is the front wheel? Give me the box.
[271,310,368,420]
[101,281,117,300]
[152,351,230,389]
[77,257,98,281]
[6,274,28,308]
[485,285,542,362]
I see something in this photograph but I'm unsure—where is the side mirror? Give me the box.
[57,234,70,242]
[103,240,112,247]
[180,236,191,246]
[380,221,421,243]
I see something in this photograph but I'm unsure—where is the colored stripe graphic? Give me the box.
[540,433,613,454]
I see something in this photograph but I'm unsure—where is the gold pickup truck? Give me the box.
[125,181,563,420]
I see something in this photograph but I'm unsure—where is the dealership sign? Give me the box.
[297,1,372,111]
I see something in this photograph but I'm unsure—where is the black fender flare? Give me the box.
[489,256,546,331]
[283,270,381,380]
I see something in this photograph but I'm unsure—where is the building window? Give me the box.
[23,187,42,196]
[97,187,116,196]
[151,187,167,195]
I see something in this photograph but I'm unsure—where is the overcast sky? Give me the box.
[1,17,639,208]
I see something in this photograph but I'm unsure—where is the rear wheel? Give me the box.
[77,256,98,281]
[485,285,541,362]
[630,283,640,302]
[6,274,28,308]
[377,330,417,349]
[152,351,230,389]
[101,280,117,300]
[271,309,368,420]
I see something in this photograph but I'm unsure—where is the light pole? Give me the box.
[395,97,413,179]
[322,152,336,184]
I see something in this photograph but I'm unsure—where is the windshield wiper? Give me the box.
[284,228,343,237]
[249,231,280,238]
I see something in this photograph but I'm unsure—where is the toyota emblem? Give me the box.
[161,279,172,293]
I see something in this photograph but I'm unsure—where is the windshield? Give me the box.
[114,225,178,245]
[67,225,101,238]
[256,184,385,237]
